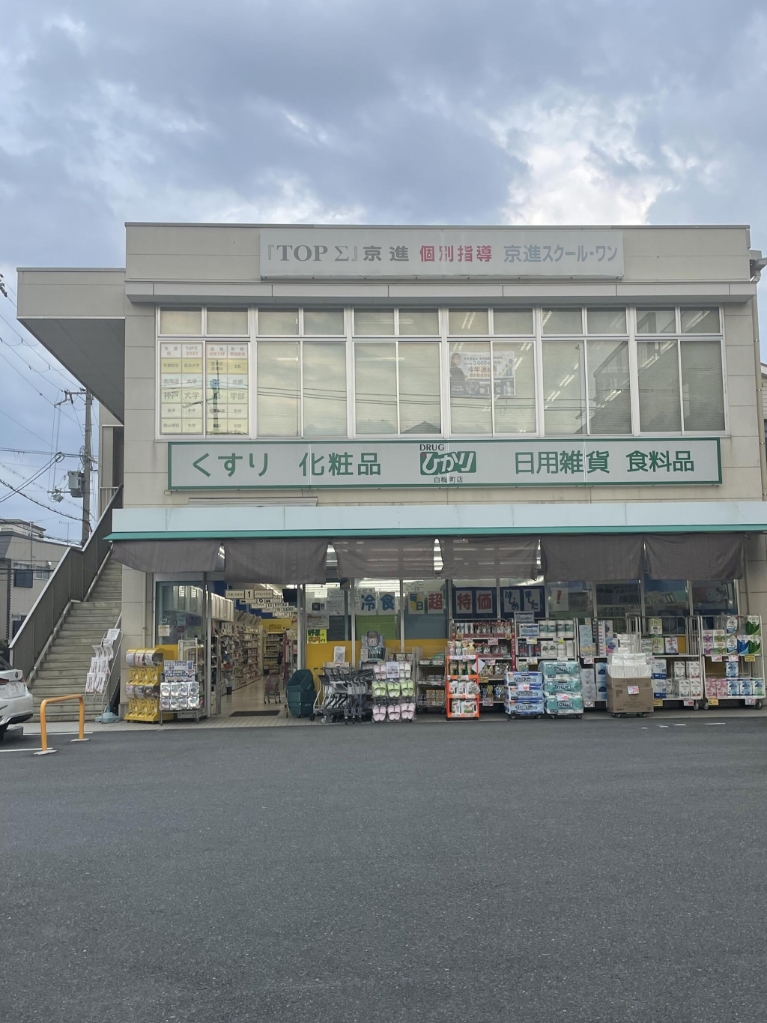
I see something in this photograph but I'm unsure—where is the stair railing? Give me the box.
[9,487,123,682]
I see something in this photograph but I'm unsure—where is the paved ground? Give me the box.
[3,718,767,1023]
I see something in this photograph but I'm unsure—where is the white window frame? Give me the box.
[153,303,728,441]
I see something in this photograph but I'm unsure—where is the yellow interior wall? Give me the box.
[305,638,447,688]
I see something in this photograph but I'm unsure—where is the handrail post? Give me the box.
[34,695,89,756]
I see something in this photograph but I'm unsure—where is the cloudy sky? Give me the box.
[1,0,766,537]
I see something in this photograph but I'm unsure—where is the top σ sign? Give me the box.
[259,228,624,278]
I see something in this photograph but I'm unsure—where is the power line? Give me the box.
[0,453,63,505]
[0,335,84,432]
[0,404,58,447]
[0,474,82,522]
[0,309,78,389]
[0,447,89,458]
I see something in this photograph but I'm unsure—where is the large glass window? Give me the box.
[355,342,440,435]
[399,343,441,434]
[206,342,249,435]
[404,580,448,639]
[586,308,627,334]
[493,342,536,433]
[354,309,395,335]
[587,339,631,434]
[542,309,582,335]
[493,309,533,335]
[636,309,675,334]
[542,340,586,435]
[355,343,397,434]
[399,309,439,335]
[681,339,725,431]
[259,309,299,335]
[449,341,492,434]
[595,581,641,618]
[207,309,248,336]
[681,307,720,334]
[638,340,682,432]
[304,309,344,335]
[257,342,300,436]
[449,309,489,335]
[159,309,202,335]
[303,343,347,437]
[355,580,400,645]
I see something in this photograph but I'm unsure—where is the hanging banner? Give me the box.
[169,438,721,490]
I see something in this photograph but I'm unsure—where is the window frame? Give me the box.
[352,337,443,437]
[154,304,728,441]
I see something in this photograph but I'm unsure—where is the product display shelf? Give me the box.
[702,614,764,709]
[514,615,578,671]
[416,659,446,713]
[575,616,632,709]
[634,615,705,710]
[445,656,480,719]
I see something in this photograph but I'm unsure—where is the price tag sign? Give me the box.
[708,698,719,706]
[481,698,494,707]
[653,698,664,707]
[582,657,594,665]
[683,699,694,707]
[745,697,757,706]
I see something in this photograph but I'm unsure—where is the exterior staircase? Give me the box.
[30,558,122,721]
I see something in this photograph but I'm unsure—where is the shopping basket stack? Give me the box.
[286,669,317,719]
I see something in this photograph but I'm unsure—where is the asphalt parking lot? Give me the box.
[3,718,767,1023]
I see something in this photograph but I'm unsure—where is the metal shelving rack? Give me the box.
[628,615,705,710]
[701,614,765,709]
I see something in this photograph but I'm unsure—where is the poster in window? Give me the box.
[492,349,516,397]
[452,588,474,617]
[475,589,496,617]
[449,351,492,397]
[521,587,544,614]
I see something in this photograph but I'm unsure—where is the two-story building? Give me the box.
[16,223,767,715]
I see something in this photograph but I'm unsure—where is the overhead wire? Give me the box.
[0,453,64,505]
[0,307,77,389]
[0,473,82,522]
[0,334,84,432]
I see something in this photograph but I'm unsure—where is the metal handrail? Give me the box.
[9,487,123,680]
[35,695,89,756]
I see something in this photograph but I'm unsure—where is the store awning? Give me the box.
[333,538,438,580]
[644,533,745,580]
[439,537,538,580]
[541,535,644,582]
[225,537,328,584]
[111,539,223,573]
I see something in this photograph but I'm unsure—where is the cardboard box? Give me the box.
[606,675,654,715]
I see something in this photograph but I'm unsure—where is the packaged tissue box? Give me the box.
[652,658,667,679]
[649,618,663,635]
[665,636,679,655]
[673,660,687,679]
[753,679,766,697]
[746,616,761,636]
[726,659,739,678]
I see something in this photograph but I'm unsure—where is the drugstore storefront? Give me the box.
[16,222,767,720]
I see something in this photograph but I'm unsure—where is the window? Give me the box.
[159,309,202,335]
[586,308,627,334]
[449,341,492,434]
[398,309,439,335]
[304,309,344,335]
[354,309,395,335]
[207,309,248,335]
[543,340,586,435]
[257,342,300,436]
[587,340,631,434]
[638,340,681,432]
[355,342,441,435]
[449,310,489,335]
[681,307,720,334]
[636,309,675,334]
[681,339,725,431]
[302,343,347,436]
[259,309,299,335]
[542,309,582,334]
[493,342,536,433]
[160,342,205,435]
[13,569,33,588]
[638,337,725,434]
[493,309,534,335]
[206,343,249,435]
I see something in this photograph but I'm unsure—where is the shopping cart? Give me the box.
[315,667,373,723]
[263,671,282,704]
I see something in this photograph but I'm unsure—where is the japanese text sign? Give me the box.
[168,438,721,490]
[259,229,624,278]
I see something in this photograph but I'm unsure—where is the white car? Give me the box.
[0,655,34,737]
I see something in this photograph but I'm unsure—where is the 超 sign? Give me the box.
[259,228,624,278]
[168,438,721,490]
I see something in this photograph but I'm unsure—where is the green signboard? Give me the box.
[168,438,721,490]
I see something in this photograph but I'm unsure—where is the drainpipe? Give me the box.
[751,294,767,500]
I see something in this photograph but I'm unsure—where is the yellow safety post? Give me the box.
[34,695,89,756]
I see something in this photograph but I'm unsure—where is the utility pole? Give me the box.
[82,390,93,546]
